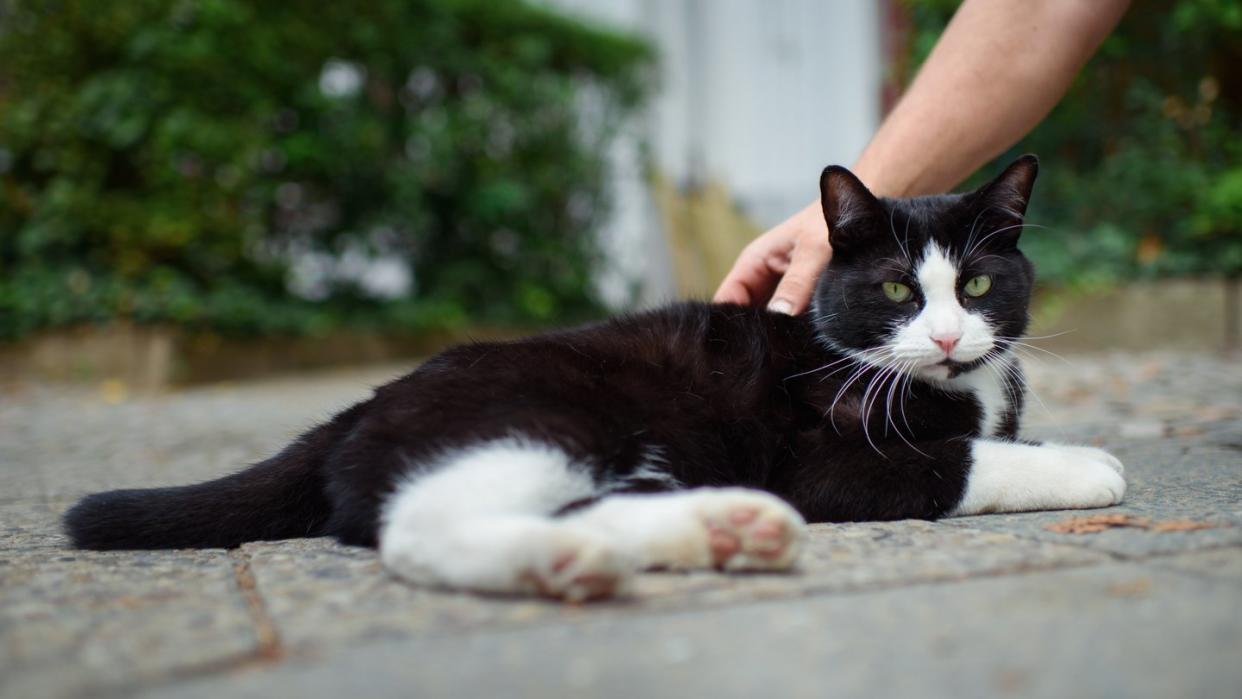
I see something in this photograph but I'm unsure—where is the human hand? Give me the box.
[712,201,832,315]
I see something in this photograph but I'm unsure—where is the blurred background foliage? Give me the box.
[906,0,1242,290]
[0,0,651,339]
[3,0,1240,343]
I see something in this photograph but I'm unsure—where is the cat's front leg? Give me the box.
[572,488,806,571]
[949,439,1126,516]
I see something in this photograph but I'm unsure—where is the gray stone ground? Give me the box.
[2,352,1240,699]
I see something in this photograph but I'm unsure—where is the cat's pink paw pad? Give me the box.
[697,490,806,571]
[523,536,628,602]
[728,507,759,525]
[707,527,741,562]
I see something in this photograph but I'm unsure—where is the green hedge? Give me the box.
[0,0,652,339]
[906,0,1242,288]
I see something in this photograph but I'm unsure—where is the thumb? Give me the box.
[767,237,832,315]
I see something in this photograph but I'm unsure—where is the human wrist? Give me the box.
[851,146,919,198]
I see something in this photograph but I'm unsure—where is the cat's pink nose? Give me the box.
[932,333,960,355]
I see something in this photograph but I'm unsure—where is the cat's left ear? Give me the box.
[820,165,881,255]
[973,154,1039,228]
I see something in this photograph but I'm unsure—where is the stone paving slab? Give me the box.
[1018,351,1242,431]
[1,351,1239,698]
[238,522,1108,651]
[0,368,397,503]
[945,439,1242,558]
[0,548,256,699]
[1151,547,1242,583]
[143,562,1242,699]
[0,501,72,550]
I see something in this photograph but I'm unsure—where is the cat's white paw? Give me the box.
[518,527,631,602]
[954,440,1127,516]
[685,489,806,571]
[380,518,631,602]
[568,486,809,573]
[1064,460,1127,507]
[570,488,806,572]
[618,486,804,573]
[1056,444,1124,475]
[1043,446,1127,508]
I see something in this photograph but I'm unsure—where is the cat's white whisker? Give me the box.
[858,362,896,458]
[963,207,988,257]
[882,360,931,458]
[898,363,919,440]
[998,339,1075,367]
[963,222,1050,259]
[1003,329,1075,341]
[889,210,913,266]
[827,361,874,432]
[784,354,857,381]
[985,352,1054,423]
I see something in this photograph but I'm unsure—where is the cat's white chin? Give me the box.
[916,364,956,381]
[911,354,993,382]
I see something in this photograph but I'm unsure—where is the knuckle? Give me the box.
[798,236,832,254]
[776,275,812,295]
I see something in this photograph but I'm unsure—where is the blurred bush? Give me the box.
[0,0,651,339]
[906,0,1242,288]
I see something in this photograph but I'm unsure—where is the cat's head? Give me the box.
[811,155,1038,381]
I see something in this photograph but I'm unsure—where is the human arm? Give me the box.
[714,0,1131,313]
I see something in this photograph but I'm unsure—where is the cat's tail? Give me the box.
[63,403,366,550]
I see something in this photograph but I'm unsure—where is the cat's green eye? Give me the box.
[882,282,912,303]
[964,274,992,297]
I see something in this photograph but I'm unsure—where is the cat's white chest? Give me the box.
[947,368,1010,437]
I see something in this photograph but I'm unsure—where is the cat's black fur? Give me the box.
[65,156,1040,551]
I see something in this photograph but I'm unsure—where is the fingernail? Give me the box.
[768,299,793,315]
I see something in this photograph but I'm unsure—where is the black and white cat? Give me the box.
[65,155,1126,601]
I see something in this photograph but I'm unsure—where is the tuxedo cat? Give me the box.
[65,155,1126,601]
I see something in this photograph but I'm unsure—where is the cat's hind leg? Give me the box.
[570,488,806,572]
[379,439,631,601]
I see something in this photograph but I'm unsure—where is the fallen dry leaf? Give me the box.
[992,669,1030,693]
[1150,519,1229,532]
[1107,578,1153,598]
[1195,405,1240,422]
[1045,514,1230,534]
[1044,514,1151,534]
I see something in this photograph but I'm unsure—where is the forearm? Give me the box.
[853,0,1129,197]
[713,0,1128,311]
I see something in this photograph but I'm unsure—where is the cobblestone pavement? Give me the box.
[2,352,1240,699]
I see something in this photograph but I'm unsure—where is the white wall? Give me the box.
[545,0,883,306]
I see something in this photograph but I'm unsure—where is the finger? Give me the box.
[713,276,752,305]
[713,252,755,303]
[713,248,781,306]
[764,250,791,275]
[767,238,832,315]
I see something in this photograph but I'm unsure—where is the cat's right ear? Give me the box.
[820,165,879,254]
[974,154,1039,221]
